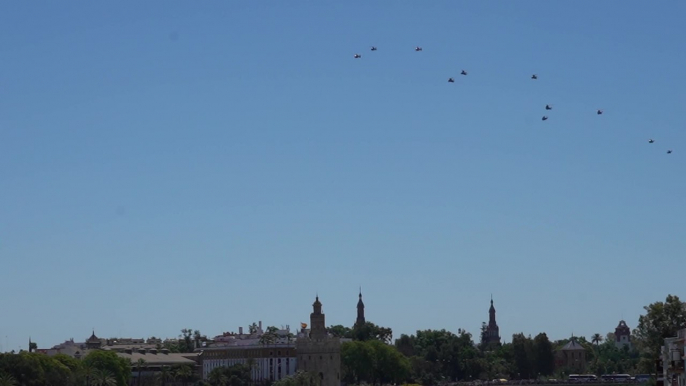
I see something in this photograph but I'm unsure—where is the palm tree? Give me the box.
[0,373,18,386]
[155,366,175,386]
[92,369,117,386]
[174,365,193,386]
[208,369,228,386]
[135,358,148,386]
[80,365,96,386]
[591,333,603,347]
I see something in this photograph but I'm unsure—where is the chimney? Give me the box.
[150,349,157,355]
[239,327,243,335]
[138,349,146,354]
[124,349,132,354]
[161,349,169,355]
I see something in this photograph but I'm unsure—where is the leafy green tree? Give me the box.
[532,333,555,376]
[0,352,48,386]
[327,325,352,339]
[207,364,251,386]
[512,333,534,379]
[208,368,228,386]
[341,340,374,384]
[82,350,131,386]
[351,322,393,344]
[591,333,603,347]
[634,294,686,371]
[341,340,409,385]
[394,328,482,383]
[259,326,280,345]
[272,371,320,386]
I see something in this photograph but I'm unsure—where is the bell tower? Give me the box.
[310,296,327,341]
[485,295,501,345]
[356,288,366,327]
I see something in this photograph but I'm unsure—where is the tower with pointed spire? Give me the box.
[355,288,366,327]
[86,330,102,349]
[310,296,327,340]
[296,295,341,386]
[484,296,501,346]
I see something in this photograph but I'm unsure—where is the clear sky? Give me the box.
[1,1,685,352]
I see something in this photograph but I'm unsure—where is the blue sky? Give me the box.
[1,1,685,351]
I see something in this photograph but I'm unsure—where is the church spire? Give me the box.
[485,295,501,346]
[356,288,366,326]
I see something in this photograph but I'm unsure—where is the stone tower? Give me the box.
[355,289,366,327]
[484,296,501,345]
[614,320,632,349]
[296,296,341,386]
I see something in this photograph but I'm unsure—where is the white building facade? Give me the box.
[201,343,297,383]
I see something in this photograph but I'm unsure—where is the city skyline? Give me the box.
[4,292,642,352]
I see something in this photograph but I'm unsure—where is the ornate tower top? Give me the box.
[313,295,322,313]
[310,295,327,340]
[356,288,366,326]
[485,295,501,345]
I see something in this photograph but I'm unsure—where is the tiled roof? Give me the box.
[117,352,198,365]
[561,339,586,351]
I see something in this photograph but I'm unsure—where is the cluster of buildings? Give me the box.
[28,293,647,385]
[32,292,363,386]
[660,328,685,386]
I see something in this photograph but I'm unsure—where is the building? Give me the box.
[661,329,685,386]
[355,290,365,327]
[614,320,632,349]
[483,296,501,346]
[296,296,341,386]
[556,337,587,373]
[199,324,297,383]
[107,347,201,384]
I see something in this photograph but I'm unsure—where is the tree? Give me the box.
[0,373,17,386]
[82,350,131,386]
[341,340,410,385]
[207,364,251,386]
[208,368,228,386]
[634,294,686,363]
[155,366,175,386]
[93,369,117,386]
[591,333,603,347]
[173,364,194,386]
[512,333,534,379]
[179,329,204,353]
[272,371,320,386]
[532,333,555,376]
[259,326,280,345]
[327,325,352,339]
[134,359,147,386]
[351,322,393,344]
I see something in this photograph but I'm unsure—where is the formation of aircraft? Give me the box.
[354,45,674,155]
